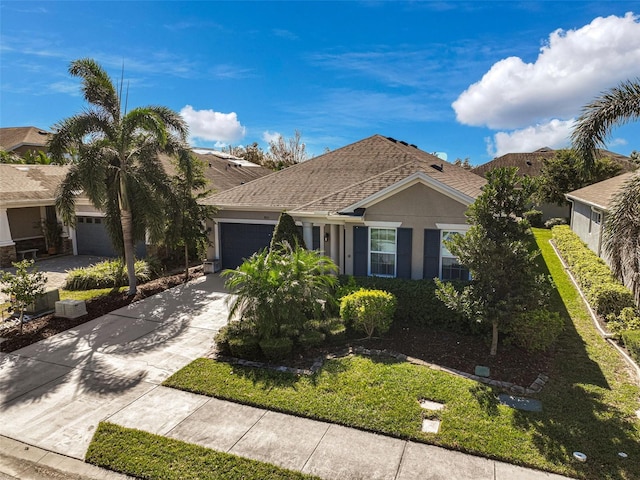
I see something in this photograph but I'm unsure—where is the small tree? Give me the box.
[265,130,309,170]
[164,148,215,281]
[536,150,621,206]
[435,167,551,355]
[0,260,47,333]
[270,212,306,252]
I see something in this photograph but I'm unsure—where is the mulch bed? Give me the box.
[1,270,551,386]
[250,321,553,387]
[0,269,203,353]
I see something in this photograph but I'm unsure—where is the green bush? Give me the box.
[508,309,565,352]
[621,330,640,364]
[524,209,544,228]
[606,307,640,336]
[298,330,326,348]
[64,258,152,290]
[337,276,473,332]
[228,335,262,360]
[259,337,293,361]
[544,217,568,228]
[340,289,396,338]
[552,226,636,317]
[214,321,255,356]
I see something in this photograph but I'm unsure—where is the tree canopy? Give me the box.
[50,58,192,295]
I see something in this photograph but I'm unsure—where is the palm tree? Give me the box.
[602,174,640,305]
[49,58,189,295]
[572,78,640,304]
[572,78,640,170]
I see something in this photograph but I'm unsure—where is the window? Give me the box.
[441,231,470,281]
[589,210,602,234]
[370,228,396,277]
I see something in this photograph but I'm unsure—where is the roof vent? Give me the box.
[38,130,48,135]
[410,144,418,149]
[431,164,443,172]
[526,161,533,166]
[386,137,397,143]
[399,140,409,146]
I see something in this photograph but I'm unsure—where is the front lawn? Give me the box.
[163,228,640,480]
[86,422,319,480]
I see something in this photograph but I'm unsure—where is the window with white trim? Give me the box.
[370,228,396,277]
[441,231,470,281]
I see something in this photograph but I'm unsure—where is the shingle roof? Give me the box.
[202,134,486,211]
[0,164,70,205]
[565,171,637,211]
[192,152,273,192]
[0,127,51,152]
[472,147,636,178]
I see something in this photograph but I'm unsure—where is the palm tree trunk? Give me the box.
[121,208,137,295]
[490,320,498,356]
[184,244,189,283]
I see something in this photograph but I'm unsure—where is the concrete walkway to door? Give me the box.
[0,274,572,480]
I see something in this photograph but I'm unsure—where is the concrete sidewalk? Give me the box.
[1,274,571,480]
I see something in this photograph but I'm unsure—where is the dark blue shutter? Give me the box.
[353,226,368,276]
[313,226,320,250]
[396,228,412,279]
[423,229,441,279]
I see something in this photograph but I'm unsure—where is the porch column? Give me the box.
[0,208,14,247]
[302,222,313,250]
[330,224,339,266]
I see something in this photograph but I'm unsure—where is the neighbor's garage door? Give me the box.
[75,216,146,257]
[220,223,274,269]
[75,216,117,256]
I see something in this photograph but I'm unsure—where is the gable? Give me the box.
[365,182,468,226]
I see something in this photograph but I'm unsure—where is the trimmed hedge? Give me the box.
[508,309,564,352]
[551,226,635,317]
[621,330,640,365]
[337,276,474,332]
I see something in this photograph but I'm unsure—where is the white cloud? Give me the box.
[488,119,574,157]
[262,131,281,143]
[454,12,640,129]
[180,105,246,144]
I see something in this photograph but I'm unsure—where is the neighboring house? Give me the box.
[0,126,51,157]
[184,148,272,192]
[0,164,72,266]
[0,148,274,266]
[202,134,486,280]
[471,147,636,222]
[565,171,635,258]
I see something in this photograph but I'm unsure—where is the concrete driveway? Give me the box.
[0,254,106,303]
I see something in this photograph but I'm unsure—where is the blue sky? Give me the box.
[1,1,639,165]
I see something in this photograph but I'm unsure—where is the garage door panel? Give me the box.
[76,217,117,257]
[220,223,274,270]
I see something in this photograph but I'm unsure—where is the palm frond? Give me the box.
[572,78,640,170]
[602,171,640,303]
[69,58,120,121]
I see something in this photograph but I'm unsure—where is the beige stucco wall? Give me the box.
[364,183,469,279]
[211,183,470,279]
[7,207,42,239]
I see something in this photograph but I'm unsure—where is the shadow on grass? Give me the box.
[511,230,640,479]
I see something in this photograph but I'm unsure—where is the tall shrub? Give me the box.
[340,289,396,339]
[270,212,306,251]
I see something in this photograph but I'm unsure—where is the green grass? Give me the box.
[59,287,127,302]
[86,422,319,480]
[163,228,640,480]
